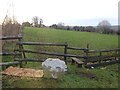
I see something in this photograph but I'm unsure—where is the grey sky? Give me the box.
[65,18,118,26]
[0,0,119,26]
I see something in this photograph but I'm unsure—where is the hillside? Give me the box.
[2,27,119,88]
[23,27,118,49]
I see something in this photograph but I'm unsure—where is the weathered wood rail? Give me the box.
[85,60,120,68]
[0,62,20,66]
[14,49,86,58]
[0,36,22,40]
[16,42,67,46]
[14,58,45,62]
[67,47,88,50]
[0,53,21,56]
[88,49,120,53]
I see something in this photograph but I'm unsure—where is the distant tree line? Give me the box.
[49,20,119,35]
[22,16,46,28]
[49,24,96,32]
[22,19,119,35]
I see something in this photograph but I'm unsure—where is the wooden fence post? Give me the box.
[99,52,102,63]
[118,50,120,60]
[64,42,68,64]
[21,45,27,64]
[85,43,89,65]
[18,38,23,68]
[115,50,117,60]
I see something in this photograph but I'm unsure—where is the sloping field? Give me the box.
[23,27,118,50]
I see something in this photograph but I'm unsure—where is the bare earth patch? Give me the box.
[1,66,43,78]
[67,71,98,80]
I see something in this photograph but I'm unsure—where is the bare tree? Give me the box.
[57,22,64,29]
[22,22,31,27]
[39,18,43,27]
[85,26,95,32]
[32,16,39,27]
[97,20,111,34]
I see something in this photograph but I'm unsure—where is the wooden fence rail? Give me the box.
[67,47,88,50]
[0,36,22,40]
[0,53,22,56]
[14,49,86,58]
[0,62,20,66]
[86,55,120,62]
[87,49,120,53]
[87,54,120,59]
[85,59,120,68]
[14,58,45,62]
[16,42,67,46]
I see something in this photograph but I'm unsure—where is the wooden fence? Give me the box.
[14,42,87,66]
[0,36,23,67]
[15,41,120,68]
[0,36,120,68]
[84,44,120,68]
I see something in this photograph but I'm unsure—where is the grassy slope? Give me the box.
[2,27,119,88]
[23,27,118,49]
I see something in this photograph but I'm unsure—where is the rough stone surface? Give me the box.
[42,58,67,79]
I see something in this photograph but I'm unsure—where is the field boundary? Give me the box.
[1,36,120,68]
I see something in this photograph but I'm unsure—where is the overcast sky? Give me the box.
[0,0,119,26]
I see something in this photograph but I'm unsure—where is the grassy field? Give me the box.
[2,27,119,88]
[23,27,118,49]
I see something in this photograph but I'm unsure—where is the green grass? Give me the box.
[2,27,119,88]
[23,27,118,56]
[2,63,119,88]
[23,27,118,50]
